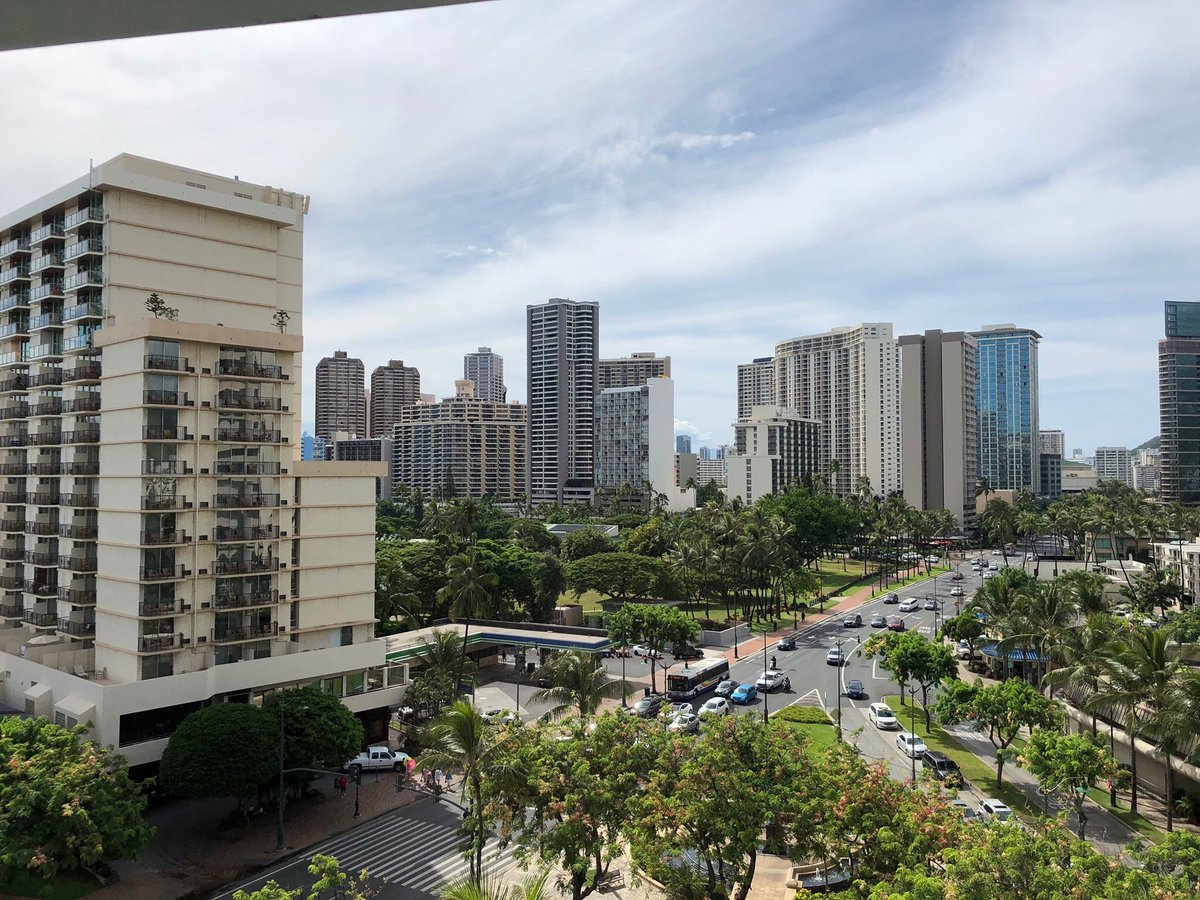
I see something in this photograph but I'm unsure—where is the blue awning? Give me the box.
[980,642,1050,662]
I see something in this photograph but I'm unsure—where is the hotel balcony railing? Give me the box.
[63,334,95,354]
[214,429,282,444]
[140,565,189,582]
[0,291,30,313]
[63,240,104,261]
[63,395,100,413]
[29,311,63,331]
[142,530,188,545]
[0,266,31,286]
[213,590,279,610]
[141,494,189,511]
[212,525,278,542]
[0,490,24,504]
[142,459,190,475]
[28,399,63,417]
[24,550,57,566]
[0,404,28,420]
[0,321,28,339]
[213,460,281,476]
[0,574,21,589]
[26,491,59,506]
[0,546,22,561]
[63,299,104,322]
[0,375,27,394]
[30,223,65,243]
[139,599,187,617]
[62,428,99,444]
[29,429,61,446]
[30,368,63,387]
[143,426,190,441]
[213,493,279,509]
[63,269,102,291]
[218,359,285,380]
[59,555,97,573]
[29,282,64,302]
[24,581,58,598]
[0,464,21,476]
[0,238,30,257]
[211,624,277,644]
[23,610,58,628]
[61,493,98,508]
[216,394,283,411]
[30,253,63,273]
[57,618,95,637]
[63,460,98,476]
[25,521,59,535]
[145,354,184,371]
[64,207,104,230]
[0,434,27,448]
[143,390,190,406]
[0,519,21,532]
[63,363,100,383]
[60,522,97,540]
[60,587,97,606]
[0,601,22,618]
[26,341,64,361]
[139,633,186,653]
[212,558,278,576]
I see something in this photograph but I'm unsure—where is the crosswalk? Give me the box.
[304,809,522,894]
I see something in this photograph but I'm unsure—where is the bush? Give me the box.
[771,706,834,725]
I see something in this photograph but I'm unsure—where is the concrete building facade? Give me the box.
[1040,453,1062,500]
[725,405,821,505]
[321,433,394,501]
[392,381,527,503]
[315,350,365,440]
[899,329,978,526]
[463,347,505,404]
[0,155,401,765]
[1160,302,1200,505]
[597,352,669,392]
[1039,429,1065,459]
[773,324,900,497]
[676,453,726,488]
[737,356,775,420]
[369,359,420,439]
[527,298,598,506]
[1094,446,1133,488]
[1133,448,1160,493]
[973,324,1041,495]
[594,378,691,511]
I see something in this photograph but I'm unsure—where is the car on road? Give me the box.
[482,708,518,726]
[925,554,941,564]
[777,636,796,651]
[923,597,938,610]
[631,645,661,658]
[896,731,928,758]
[922,750,963,786]
[951,571,964,581]
[825,647,843,666]
[870,613,887,628]
[887,617,906,631]
[346,746,411,774]
[699,696,732,716]
[982,571,996,580]
[949,586,964,597]
[632,695,664,717]
[991,549,1003,556]
[883,592,900,604]
[715,679,737,698]
[950,798,977,821]
[955,640,973,660]
[668,712,700,734]
[899,598,919,612]
[668,702,695,717]
[756,670,791,691]
[730,683,759,704]
[845,678,866,699]
[843,613,862,627]
[672,643,703,660]
[868,702,898,729]
[977,798,1014,822]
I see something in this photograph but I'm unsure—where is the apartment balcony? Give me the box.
[28,398,62,417]
[57,618,95,638]
[27,461,59,476]
[0,321,28,339]
[143,390,191,407]
[30,368,63,387]
[0,573,21,589]
[139,599,188,617]
[214,429,282,444]
[141,459,190,475]
[63,395,100,414]
[29,282,64,302]
[30,223,65,244]
[213,460,281,476]
[211,624,277,644]
[60,493,97,509]
[24,582,58,599]
[140,565,189,581]
[63,334,96,354]
[0,238,30,258]
[30,253,63,274]
[141,494,189,511]
[0,292,30,313]
[58,587,96,606]
[216,393,283,412]
[64,207,104,230]
[143,426,191,441]
[25,521,58,535]
[142,529,188,545]
[62,459,98,476]
[63,363,100,383]
[144,354,185,371]
[0,376,28,396]
[59,555,97,573]
[0,490,26,504]
[212,524,278,542]
[26,340,64,362]
[213,492,279,510]
[62,428,98,445]
[0,518,21,532]
[213,590,279,610]
[139,633,186,653]
[29,428,61,446]
[25,550,58,567]
[0,433,27,448]
[217,359,285,380]
[63,240,103,262]
[0,545,22,561]
[0,600,22,618]
[0,266,31,286]
[59,522,97,540]
[63,269,102,292]
[212,558,278,576]
[0,403,28,420]
[0,464,21,476]
[23,610,58,628]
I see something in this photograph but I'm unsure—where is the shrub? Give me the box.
[771,705,834,725]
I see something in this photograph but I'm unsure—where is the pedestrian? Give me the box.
[340,775,348,797]
[434,768,444,793]
[771,655,777,670]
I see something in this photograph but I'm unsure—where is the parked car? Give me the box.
[922,750,963,786]
[883,592,900,604]
[730,683,759,704]
[955,639,973,660]
[991,549,1003,556]
[346,746,411,774]
[896,732,928,758]
[777,636,796,651]
[482,708,518,726]
[888,617,906,632]
[868,702,898,729]
[899,598,919,612]
[756,670,791,691]
[715,679,737,698]
[950,798,977,821]
[925,554,941,564]
[978,798,1014,822]
[672,643,703,660]
[825,647,843,666]
[845,678,866,700]
[668,702,695,718]
[950,586,964,597]
[668,713,700,734]
[632,695,664,717]
[870,613,888,628]
[699,696,732,716]
[843,613,862,627]
[631,645,661,658]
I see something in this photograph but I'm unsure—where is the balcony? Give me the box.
[141,459,189,475]
[211,624,277,644]
[60,493,97,509]
[59,555,97,573]
[57,618,95,638]
[28,491,60,506]
[0,518,21,532]
[0,574,21,589]
[63,300,104,322]
[63,395,100,413]
[24,582,58,598]
[143,426,190,441]
[0,404,28,420]
[212,524,278,542]
[142,494,188,511]
[212,558,278,576]
[143,390,189,406]
[0,291,30,313]
[26,341,64,361]
[139,600,184,617]
[213,460,281,476]
[0,434,27,448]
[218,359,285,380]
[25,521,58,535]
[29,311,63,332]
[216,393,282,412]
[29,430,62,446]
[23,610,58,628]
[63,363,100,383]
[0,546,21,561]
[0,490,24,503]
[30,253,63,273]
[65,207,104,230]
[61,428,98,444]
[0,464,21,476]
[29,282,64,302]
[63,460,98,476]
[213,492,279,509]
[25,550,58,566]
[27,462,60,476]
[145,354,184,371]
[63,269,102,292]
[30,223,65,243]
[59,587,97,606]
[0,601,22,618]
[140,565,189,582]
[0,238,30,257]
[30,369,62,387]
[214,429,282,444]
[139,633,185,653]
[213,590,278,610]
[63,240,104,261]
[63,334,96,354]
[0,374,27,393]
[59,522,97,540]
[0,321,28,339]
[0,266,31,286]
[28,399,62,417]
[142,529,188,545]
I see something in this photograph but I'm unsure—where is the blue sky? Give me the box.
[1,0,1196,452]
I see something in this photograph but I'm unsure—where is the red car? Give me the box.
[887,617,906,632]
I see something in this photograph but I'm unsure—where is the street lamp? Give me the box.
[274,699,305,851]
[907,685,919,782]
[762,631,769,724]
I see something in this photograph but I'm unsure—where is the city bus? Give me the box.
[667,657,731,700]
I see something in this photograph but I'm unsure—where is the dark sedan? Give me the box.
[870,614,887,628]
[846,679,866,700]
[777,636,796,651]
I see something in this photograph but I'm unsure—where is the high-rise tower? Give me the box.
[463,347,505,404]
[369,359,420,439]
[972,324,1041,495]
[315,350,365,439]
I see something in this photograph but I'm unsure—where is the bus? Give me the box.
[667,657,731,700]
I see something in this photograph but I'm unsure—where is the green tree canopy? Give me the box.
[1019,729,1117,839]
[565,552,676,604]
[263,686,364,772]
[864,631,958,727]
[560,528,616,562]
[606,602,698,693]
[160,702,278,803]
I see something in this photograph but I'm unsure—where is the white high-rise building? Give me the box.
[1095,446,1133,488]
[0,155,401,765]
[527,298,598,506]
[463,347,505,404]
[725,406,821,504]
[772,324,901,497]
[597,351,670,392]
[1132,448,1160,493]
[737,357,774,420]
[594,378,692,511]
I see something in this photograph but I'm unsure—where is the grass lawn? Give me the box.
[0,871,100,900]
[864,566,950,599]
[785,721,839,748]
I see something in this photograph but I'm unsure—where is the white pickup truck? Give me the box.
[346,745,410,774]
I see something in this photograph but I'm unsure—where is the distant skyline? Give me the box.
[1,1,1193,451]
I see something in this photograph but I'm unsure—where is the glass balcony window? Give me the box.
[64,207,103,230]
[0,238,31,257]
[63,240,104,261]
[30,223,65,243]
[59,555,97,572]
[63,334,97,353]
[213,460,281,476]
[59,522,97,539]
[142,426,189,441]
[215,429,282,443]
[218,358,284,380]
[63,270,102,291]
[63,395,100,413]
[63,363,100,383]
[0,267,31,286]
[61,493,98,508]
[63,300,103,321]
[145,354,183,371]
[29,283,64,302]
[214,492,279,509]
[30,253,63,273]
[62,428,99,444]
[143,389,186,406]
[140,565,187,581]
[139,633,184,652]
[0,292,31,312]
[0,322,29,339]
[30,369,62,387]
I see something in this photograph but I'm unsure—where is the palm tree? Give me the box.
[376,563,421,631]
[1045,613,1118,733]
[998,580,1078,693]
[1057,569,1109,616]
[417,629,478,678]
[439,549,498,693]
[423,700,513,881]
[447,497,485,542]
[440,869,552,900]
[531,649,629,725]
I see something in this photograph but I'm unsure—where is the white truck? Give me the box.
[346,745,410,774]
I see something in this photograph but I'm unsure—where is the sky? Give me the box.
[1,0,1197,453]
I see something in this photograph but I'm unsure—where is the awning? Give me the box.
[980,642,1050,662]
